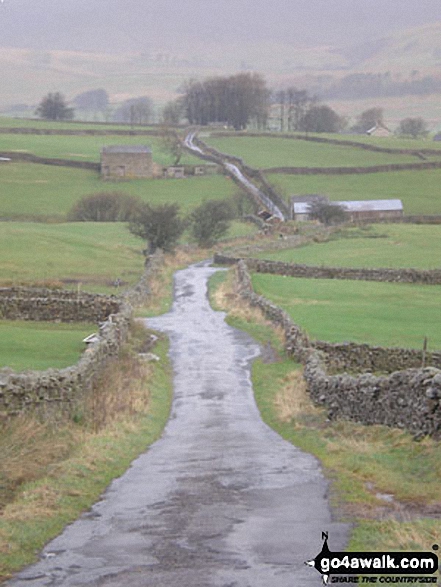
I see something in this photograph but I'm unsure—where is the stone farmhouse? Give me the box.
[293,199,404,222]
[101,145,153,179]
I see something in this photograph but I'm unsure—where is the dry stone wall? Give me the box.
[0,288,121,322]
[264,161,441,175]
[214,254,441,285]
[0,252,163,418]
[234,260,441,438]
[0,151,100,170]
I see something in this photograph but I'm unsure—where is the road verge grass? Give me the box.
[209,269,441,560]
[0,322,173,582]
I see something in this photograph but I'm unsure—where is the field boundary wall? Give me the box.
[0,127,163,136]
[0,151,100,170]
[213,254,441,285]
[264,161,441,175]
[0,252,163,418]
[232,259,441,438]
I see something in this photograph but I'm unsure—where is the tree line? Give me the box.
[35,74,432,138]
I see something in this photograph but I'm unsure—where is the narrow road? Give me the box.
[7,263,348,587]
[184,131,286,221]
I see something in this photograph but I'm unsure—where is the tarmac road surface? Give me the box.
[6,262,349,587]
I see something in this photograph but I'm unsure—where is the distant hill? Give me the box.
[1,19,441,125]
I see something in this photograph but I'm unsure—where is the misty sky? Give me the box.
[1,0,441,53]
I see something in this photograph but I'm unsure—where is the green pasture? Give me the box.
[0,320,95,371]
[0,116,158,131]
[206,135,426,169]
[0,222,144,292]
[257,224,441,269]
[267,168,441,215]
[0,220,254,292]
[0,133,200,166]
[251,273,441,349]
[316,132,441,152]
[0,162,236,219]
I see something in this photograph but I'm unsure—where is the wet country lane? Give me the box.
[7,262,349,587]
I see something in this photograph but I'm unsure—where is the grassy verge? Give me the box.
[209,269,441,560]
[256,224,441,270]
[0,321,96,371]
[251,272,441,349]
[0,323,173,582]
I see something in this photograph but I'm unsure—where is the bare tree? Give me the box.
[352,107,384,132]
[113,97,154,125]
[160,126,183,165]
[183,73,270,130]
[162,99,185,125]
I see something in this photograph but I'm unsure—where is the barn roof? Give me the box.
[293,199,403,215]
[101,145,152,154]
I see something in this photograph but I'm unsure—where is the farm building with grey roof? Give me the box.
[100,145,153,179]
[292,199,403,222]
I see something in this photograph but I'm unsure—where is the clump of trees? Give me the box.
[127,199,237,253]
[396,117,429,139]
[161,99,185,125]
[36,92,74,121]
[73,89,109,112]
[274,88,316,132]
[182,72,269,130]
[273,88,346,133]
[307,198,347,225]
[298,105,346,133]
[67,192,142,222]
[113,97,154,125]
[351,107,384,133]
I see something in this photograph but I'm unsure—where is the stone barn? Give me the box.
[293,199,404,222]
[101,145,153,179]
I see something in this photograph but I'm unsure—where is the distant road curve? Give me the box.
[184,130,286,221]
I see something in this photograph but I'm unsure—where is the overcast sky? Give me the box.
[1,0,441,53]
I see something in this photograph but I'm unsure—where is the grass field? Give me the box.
[257,224,441,269]
[0,117,159,131]
[267,168,441,215]
[0,162,237,219]
[0,223,144,292]
[0,220,255,292]
[0,321,95,371]
[205,135,431,169]
[0,133,200,166]
[315,132,441,151]
[251,273,441,349]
